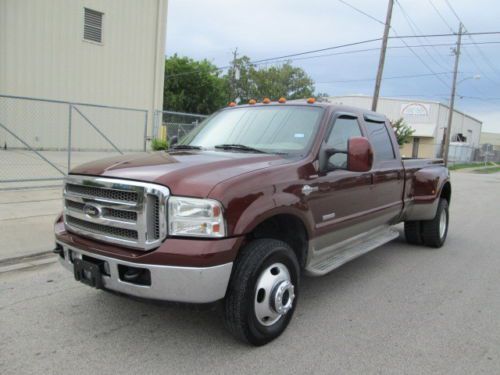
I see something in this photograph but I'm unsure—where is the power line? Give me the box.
[444,0,463,24]
[395,0,450,70]
[442,0,500,81]
[332,0,494,91]
[391,28,451,89]
[165,31,500,80]
[316,71,452,84]
[336,0,385,25]
[427,0,454,32]
[249,38,382,64]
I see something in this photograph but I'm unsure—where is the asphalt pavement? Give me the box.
[1,171,499,375]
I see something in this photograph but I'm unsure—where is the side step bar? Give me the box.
[306,226,399,276]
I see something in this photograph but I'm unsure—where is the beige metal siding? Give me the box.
[0,0,167,147]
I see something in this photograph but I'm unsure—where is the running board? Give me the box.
[306,227,399,276]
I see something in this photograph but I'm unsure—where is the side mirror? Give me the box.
[321,136,373,173]
[169,135,178,147]
[347,136,373,172]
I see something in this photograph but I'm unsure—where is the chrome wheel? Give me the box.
[439,209,447,240]
[254,263,295,326]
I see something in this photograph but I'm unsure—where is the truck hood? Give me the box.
[70,151,290,197]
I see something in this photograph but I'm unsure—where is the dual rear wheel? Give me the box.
[404,198,449,248]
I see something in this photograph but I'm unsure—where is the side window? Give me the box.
[365,121,395,160]
[326,116,362,169]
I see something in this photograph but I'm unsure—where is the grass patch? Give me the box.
[449,161,495,170]
[472,166,500,174]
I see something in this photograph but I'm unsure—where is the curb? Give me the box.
[0,251,57,274]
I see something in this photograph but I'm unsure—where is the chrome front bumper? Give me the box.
[56,242,233,303]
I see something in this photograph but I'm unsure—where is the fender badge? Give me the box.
[302,185,318,196]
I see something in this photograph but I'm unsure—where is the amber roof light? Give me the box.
[249,99,257,105]
[228,102,236,107]
[278,97,286,103]
[262,98,271,104]
[307,97,316,104]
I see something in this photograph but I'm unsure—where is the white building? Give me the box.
[0,0,168,150]
[328,95,483,160]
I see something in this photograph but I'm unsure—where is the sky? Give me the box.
[165,0,500,133]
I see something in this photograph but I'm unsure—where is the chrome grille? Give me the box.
[63,176,169,250]
[67,216,138,240]
[66,184,138,202]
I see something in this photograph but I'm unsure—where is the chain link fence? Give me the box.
[153,110,208,141]
[400,141,500,165]
[0,94,148,189]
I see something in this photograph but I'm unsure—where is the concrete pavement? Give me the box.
[0,188,62,260]
[1,171,499,374]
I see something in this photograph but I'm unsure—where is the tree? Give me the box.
[249,62,315,101]
[391,118,415,146]
[225,53,315,103]
[164,55,228,114]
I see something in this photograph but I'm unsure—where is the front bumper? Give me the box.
[57,241,233,303]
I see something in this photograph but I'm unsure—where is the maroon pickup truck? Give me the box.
[54,101,451,345]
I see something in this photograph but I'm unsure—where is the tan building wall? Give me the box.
[400,137,437,159]
[0,0,168,149]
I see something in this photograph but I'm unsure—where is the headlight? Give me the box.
[168,197,226,238]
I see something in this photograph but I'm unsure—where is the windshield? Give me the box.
[178,105,324,155]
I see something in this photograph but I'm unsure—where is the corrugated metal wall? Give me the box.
[0,0,167,149]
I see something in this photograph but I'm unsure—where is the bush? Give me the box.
[151,138,168,151]
[390,118,414,146]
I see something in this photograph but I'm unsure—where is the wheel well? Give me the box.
[248,214,309,268]
[440,182,451,204]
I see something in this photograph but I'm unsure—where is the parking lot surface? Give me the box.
[1,172,499,375]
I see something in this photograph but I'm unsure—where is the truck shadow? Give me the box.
[80,230,425,348]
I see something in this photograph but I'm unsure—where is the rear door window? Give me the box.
[365,121,395,160]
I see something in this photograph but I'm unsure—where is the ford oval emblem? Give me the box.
[83,204,101,218]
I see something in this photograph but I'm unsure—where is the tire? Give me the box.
[421,198,449,248]
[404,220,423,245]
[224,239,300,346]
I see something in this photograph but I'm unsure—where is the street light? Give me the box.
[457,74,481,85]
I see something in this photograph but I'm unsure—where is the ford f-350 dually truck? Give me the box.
[55,100,451,345]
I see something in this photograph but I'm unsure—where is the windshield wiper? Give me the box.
[214,144,267,153]
[171,144,202,150]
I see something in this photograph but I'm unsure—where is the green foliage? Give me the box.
[163,53,318,114]
[473,165,500,174]
[225,55,315,103]
[164,55,228,114]
[391,118,415,146]
[151,138,168,151]
[448,161,495,170]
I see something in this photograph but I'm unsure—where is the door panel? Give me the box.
[364,120,405,224]
[307,114,375,252]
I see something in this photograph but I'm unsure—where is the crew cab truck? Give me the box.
[54,100,451,346]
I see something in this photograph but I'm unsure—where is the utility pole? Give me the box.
[442,23,463,166]
[371,0,394,112]
[230,48,238,101]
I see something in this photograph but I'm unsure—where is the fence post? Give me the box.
[144,111,148,151]
[67,103,72,173]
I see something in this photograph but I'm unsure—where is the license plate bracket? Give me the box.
[73,258,103,289]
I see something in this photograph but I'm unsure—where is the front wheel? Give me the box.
[224,239,299,346]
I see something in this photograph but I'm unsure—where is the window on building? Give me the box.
[84,8,103,43]
[365,121,396,160]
